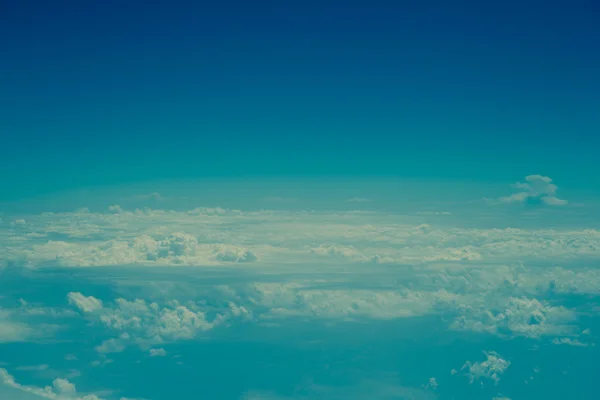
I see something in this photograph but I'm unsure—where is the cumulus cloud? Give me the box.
[68,292,245,352]
[451,297,579,339]
[0,308,37,343]
[67,293,103,313]
[459,351,510,385]
[213,244,259,263]
[148,348,167,357]
[499,175,567,206]
[225,282,461,322]
[0,368,103,399]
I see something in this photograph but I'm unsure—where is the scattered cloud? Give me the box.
[451,297,579,339]
[459,351,510,385]
[0,309,37,343]
[0,368,103,399]
[423,377,438,390]
[68,292,245,352]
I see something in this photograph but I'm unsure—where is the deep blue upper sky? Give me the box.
[1,0,599,200]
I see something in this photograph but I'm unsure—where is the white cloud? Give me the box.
[229,282,461,322]
[67,293,103,313]
[0,309,36,343]
[423,377,438,390]
[15,365,49,372]
[498,175,567,206]
[68,293,244,352]
[451,297,579,339]
[148,348,167,357]
[3,206,600,269]
[551,337,592,347]
[460,351,510,385]
[0,368,103,399]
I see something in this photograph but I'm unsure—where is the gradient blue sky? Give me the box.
[1,0,599,200]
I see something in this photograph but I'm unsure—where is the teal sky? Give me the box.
[1,0,600,201]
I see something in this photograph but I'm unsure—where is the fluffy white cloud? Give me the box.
[68,292,244,352]
[499,175,567,206]
[459,351,510,385]
[0,309,37,343]
[67,293,103,313]
[0,368,102,399]
[148,348,167,357]
[451,297,579,339]
[221,282,462,322]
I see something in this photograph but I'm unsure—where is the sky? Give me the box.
[1,1,600,400]
[1,0,600,200]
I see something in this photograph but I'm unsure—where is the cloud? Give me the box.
[346,197,371,203]
[459,351,510,385]
[149,348,167,357]
[3,206,600,269]
[0,368,103,399]
[498,175,567,206]
[68,292,245,352]
[551,337,592,347]
[450,297,579,339]
[226,282,461,321]
[213,245,259,263]
[0,309,36,343]
[423,377,438,390]
[67,293,103,313]
[15,365,49,372]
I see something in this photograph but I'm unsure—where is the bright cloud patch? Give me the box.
[0,368,104,399]
[459,351,511,385]
[2,206,599,269]
[499,175,568,206]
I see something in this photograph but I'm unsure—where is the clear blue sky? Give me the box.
[1,0,599,200]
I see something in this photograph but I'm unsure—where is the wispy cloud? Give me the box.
[345,197,371,203]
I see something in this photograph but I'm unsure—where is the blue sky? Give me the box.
[1,0,600,200]
[1,1,600,400]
